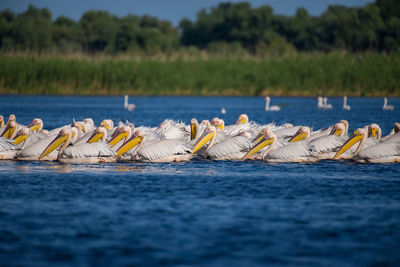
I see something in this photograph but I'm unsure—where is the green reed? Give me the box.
[0,52,399,96]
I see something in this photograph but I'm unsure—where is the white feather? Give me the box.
[138,139,191,162]
[267,141,316,160]
[206,136,252,159]
[63,142,115,159]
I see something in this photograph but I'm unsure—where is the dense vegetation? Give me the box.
[0,1,399,96]
[0,0,399,54]
[1,53,398,96]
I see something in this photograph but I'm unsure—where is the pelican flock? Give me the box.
[0,113,399,163]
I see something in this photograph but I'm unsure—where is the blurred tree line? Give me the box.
[0,0,399,55]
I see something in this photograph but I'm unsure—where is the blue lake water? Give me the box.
[0,95,399,266]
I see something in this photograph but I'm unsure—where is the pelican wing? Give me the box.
[274,126,301,140]
[309,135,347,154]
[267,141,316,160]
[63,142,115,159]
[18,135,58,158]
[381,133,400,144]
[138,139,191,162]
[357,142,400,160]
[0,137,18,152]
[207,136,252,159]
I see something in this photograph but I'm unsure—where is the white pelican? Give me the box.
[124,95,136,111]
[0,128,32,159]
[221,107,226,114]
[383,97,394,110]
[308,122,349,159]
[265,96,280,111]
[17,126,81,161]
[343,96,351,111]
[333,126,399,162]
[192,126,253,160]
[39,128,115,163]
[1,115,19,139]
[116,129,192,162]
[242,128,317,162]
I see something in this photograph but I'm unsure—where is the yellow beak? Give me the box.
[288,131,307,142]
[39,134,67,160]
[87,132,104,143]
[190,123,197,140]
[100,121,110,130]
[13,134,28,145]
[234,118,246,125]
[1,125,14,139]
[330,128,342,136]
[29,123,40,132]
[252,132,264,143]
[333,132,363,159]
[108,131,129,148]
[116,136,143,157]
[192,131,215,154]
[370,128,378,138]
[242,136,273,160]
[216,124,223,130]
[0,120,3,128]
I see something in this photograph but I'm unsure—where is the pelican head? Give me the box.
[338,120,349,134]
[0,115,4,128]
[200,120,211,127]
[242,128,275,160]
[330,122,346,137]
[211,118,224,130]
[282,123,293,128]
[71,121,86,134]
[192,126,217,154]
[190,118,199,140]
[1,120,17,139]
[83,118,94,130]
[39,128,73,160]
[100,119,114,130]
[108,125,133,147]
[12,127,30,145]
[368,123,382,140]
[333,128,368,159]
[28,118,43,132]
[288,127,311,142]
[394,122,400,134]
[252,128,268,143]
[211,117,219,127]
[87,127,107,143]
[235,114,248,125]
[6,114,16,125]
[238,129,251,139]
[116,129,146,157]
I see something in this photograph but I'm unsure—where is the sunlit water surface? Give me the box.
[0,96,399,266]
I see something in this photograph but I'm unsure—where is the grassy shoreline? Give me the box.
[1,52,399,97]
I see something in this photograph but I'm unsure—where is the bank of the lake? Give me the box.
[0,52,399,96]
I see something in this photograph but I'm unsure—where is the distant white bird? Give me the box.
[265,96,280,111]
[323,97,333,109]
[221,107,226,114]
[317,96,325,109]
[343,96,351,111]
[383,97,394,110]
[124,95,136,111]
